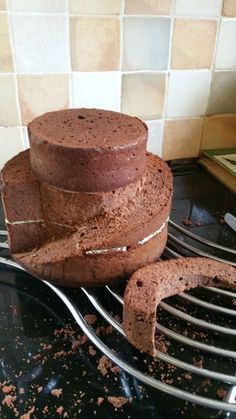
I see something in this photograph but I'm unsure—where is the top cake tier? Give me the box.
[28,108,147,193]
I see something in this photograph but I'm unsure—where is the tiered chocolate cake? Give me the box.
[0,109,173,287]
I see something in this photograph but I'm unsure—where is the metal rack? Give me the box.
[0,226,236,414]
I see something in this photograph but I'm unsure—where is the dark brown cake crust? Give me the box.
[1,150,172,287]
[123,258,236,356]
[28,109,147,192]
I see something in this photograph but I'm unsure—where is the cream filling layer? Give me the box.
[5,219,74,229]
[6,219,44,225]
[6,217,169,255]
[85,217,169,255]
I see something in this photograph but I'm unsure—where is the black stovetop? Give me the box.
[0,162,235,419]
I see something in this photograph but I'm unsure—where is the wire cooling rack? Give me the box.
[0,226,236,414]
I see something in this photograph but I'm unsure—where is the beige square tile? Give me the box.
[70,16,120,71]
[0,14,13,72]
[121,73,166,120]
[11,14,69,72]
[9,0,65,12]
[123,17,171,70]
[70,0,121,14]
[201,115,236,149]
[18,74,69,125]
[215,20,236,69]
[0,0,6,10]
[145,120,164,157]
[163,118,204,160]
[72,72,121,111]
[175,0,221,17]
[0,75,20,126]
[207,71,236,114]
[222,0,236,16]
[125,0,173,15]
[0,127,24,170]
[172,19,217,69]
[166,71,211,117]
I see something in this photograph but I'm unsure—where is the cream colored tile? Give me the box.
[175,0,221,16]
[70,16,120,71]
[163,118,204,160]
[22,126,30,149]
[0,0,6,10]
[0,127,24,170]
[123,17,171,70]
[11,14,70,72]
[18,74,69,125]
[145,120,164,157]
[9,0,65,12]
[0,14,13,72]
[215,20,236,69]
[0,75,20,126]
[70,0,121,14]
[166,71,212,118]
[201,115,236,149]
[125,0,173,15]
[121,73,166,120]
[207,71,236,114]
[222,0,236,16]
[172,19,217,69]
[72,72,121,111]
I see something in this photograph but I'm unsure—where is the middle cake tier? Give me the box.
[3,151,173,287]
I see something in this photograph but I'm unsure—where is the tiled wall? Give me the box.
[1,0,236,169]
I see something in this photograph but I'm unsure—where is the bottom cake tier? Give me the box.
[1,151,173,287]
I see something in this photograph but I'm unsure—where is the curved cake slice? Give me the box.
[123,258,236,356]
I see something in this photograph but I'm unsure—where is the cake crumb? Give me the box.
[97,355,112,376]
[216,388,227,399]
[2,385,15,394]
[84,314,97,325]
[181,218,192,226]
[51,388,62,398]
[2,394,16,408]
[20,406,35,419]
[88,346,97,356]
[111,366,121,374]
[107,396,129,409]
[97,397,104,406]
[40,343,52,350]
[56,406,64,415]
[193,357,203,369]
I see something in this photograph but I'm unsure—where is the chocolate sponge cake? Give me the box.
[123,258,236,356]
[29,108,147,192]
[1,108,173,287]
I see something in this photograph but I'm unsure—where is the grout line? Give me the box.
[119,0,125,112]
[212,0,223,72]
[1,10,235,19]
[204,0,224,118]
[6,0,24,145]
[1,114,236,130]
[163,0,175,120]
[199,115,207,152]
[6,4,25,151]
[1,68,236,77]
[65,0,73,107]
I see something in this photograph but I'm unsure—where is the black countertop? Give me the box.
[0,162,235,419]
